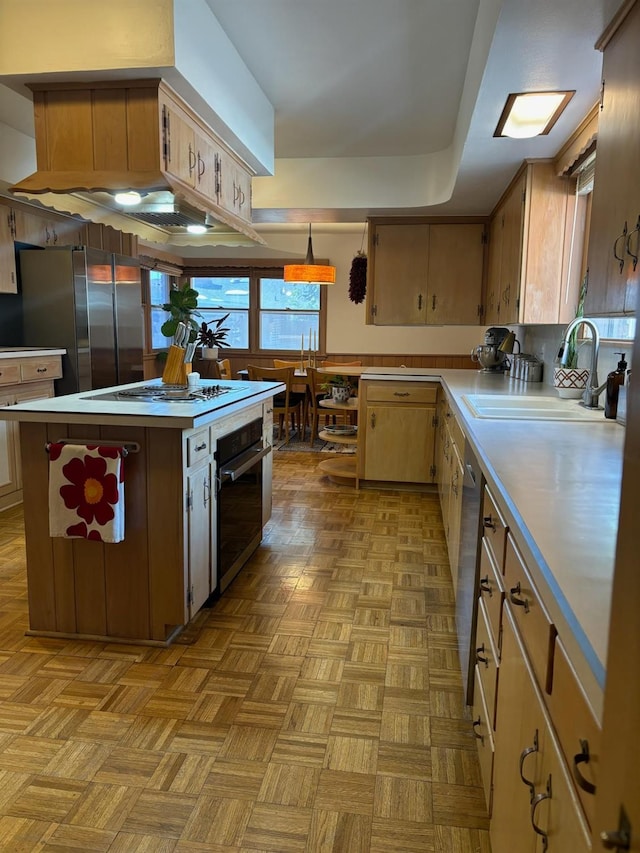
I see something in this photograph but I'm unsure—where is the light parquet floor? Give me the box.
[0,452,491,852]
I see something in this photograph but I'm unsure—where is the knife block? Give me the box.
[162,346,191,385]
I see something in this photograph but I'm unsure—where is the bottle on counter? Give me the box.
[604,352,628,419]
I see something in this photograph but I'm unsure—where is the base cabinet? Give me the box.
[359,381,437,483]
[473,487,596,852]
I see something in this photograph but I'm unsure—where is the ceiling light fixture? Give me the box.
[114,190,143,206]
[284,224,336,284]
[186,224,208,235]
[494,91,575,139]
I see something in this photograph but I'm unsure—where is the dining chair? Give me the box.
[247,365,304,443]
[217,358,232,380]
[272,359,311,369]
[318,360,363,367]
[305,367,325,445]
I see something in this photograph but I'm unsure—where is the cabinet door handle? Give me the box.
[510,582,530,613]
[197,154,205,180]
[417,293,423,310]
[519,729,539,803]
[626,215,639,271]
[203,476,211,506]
[483,515,496,531]
[613,222,628,273]
[573,738,597,795]
[370,412,376,429]
[188,144,196,175]
[479,575,493,597]
[530,774,551,852]
[472,716,484,744]
[475,643,488,666]
[432,294,436,311]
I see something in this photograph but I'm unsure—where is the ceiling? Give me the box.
[0,0,616,253]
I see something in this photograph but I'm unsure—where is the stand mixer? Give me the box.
[471,327,511,373]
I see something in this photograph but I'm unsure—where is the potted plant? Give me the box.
[197,313,231,359]
[553,274,590,398]
[321,374,352,403]
[160,282,201,344]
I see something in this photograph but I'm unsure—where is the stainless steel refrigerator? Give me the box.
[19,247,143,396]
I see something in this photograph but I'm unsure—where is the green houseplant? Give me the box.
[197,313,231,358]
[160,282,201,344]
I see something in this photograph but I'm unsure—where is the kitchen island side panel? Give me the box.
[101,424,150,640]
[20,422,59,633]
[147,428,188,640]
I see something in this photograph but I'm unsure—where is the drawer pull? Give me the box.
[36,367,48,373]
[194,441,207,452]
[472,716,484,744]
[479,575,493,597]
[519,729,539,802]
[393,391,410,397]
[475,643,488,666]
[483,515,496,531]
[530,774,551,852]
[573,738,597,795]
[510,582,530,613]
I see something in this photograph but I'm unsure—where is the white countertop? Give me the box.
[379,367,621,718]
[0,348,66,359]
[0,378,285,430]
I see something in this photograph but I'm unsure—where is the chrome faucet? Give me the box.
[557,317,606,409]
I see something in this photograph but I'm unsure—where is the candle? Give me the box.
[300,333,304,365]
[309,328,312,350]
[313,330,317,351]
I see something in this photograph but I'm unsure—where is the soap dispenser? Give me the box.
[604,352,627,419]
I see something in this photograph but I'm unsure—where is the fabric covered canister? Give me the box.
[48,443,126,543]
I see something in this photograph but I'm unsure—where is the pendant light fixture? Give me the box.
[284,224,336,284]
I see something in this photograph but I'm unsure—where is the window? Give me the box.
[147,269,178,350]
[259,279,320,351]
[189,268,324,353]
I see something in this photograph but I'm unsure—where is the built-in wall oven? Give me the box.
[216,417,271,592]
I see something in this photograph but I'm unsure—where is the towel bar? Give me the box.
[45,439,140,456]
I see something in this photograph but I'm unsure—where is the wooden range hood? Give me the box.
[9,79,265,247]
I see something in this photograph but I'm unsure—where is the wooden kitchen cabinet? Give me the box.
[485,161,580,325]
[586,0,640,316]
[472,502,594,851]
[491,611,590,853]
[18,80,259,239]
[0,354,61,510]
[358,380,437,484]
[435,390,466,586]
[0,205,17,293]
[366,219,486,325]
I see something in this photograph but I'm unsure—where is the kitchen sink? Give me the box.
[462,394,606,421]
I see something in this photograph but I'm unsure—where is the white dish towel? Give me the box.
[48,443,125,543]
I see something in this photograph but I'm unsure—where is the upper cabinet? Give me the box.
[485,161,581,326]
[586,0,640,316]
[12,80,260,242]
[366,219,486,325]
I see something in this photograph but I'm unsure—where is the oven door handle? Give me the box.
[220,444,271,482]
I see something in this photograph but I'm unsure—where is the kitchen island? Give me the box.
[1,377,283,645]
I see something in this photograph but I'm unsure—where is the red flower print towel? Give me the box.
[48,444,125,543]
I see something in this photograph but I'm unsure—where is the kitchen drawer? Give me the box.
[472,663,495,816]
[482,486,508,571]
[478,536,504,653]
[548,637,600,828]
[474,597,499,729]
[504,534,556,693]
[20,357,62,383]
[187,428,211,467]
[365,381,438,404]
[0,362,21,386]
